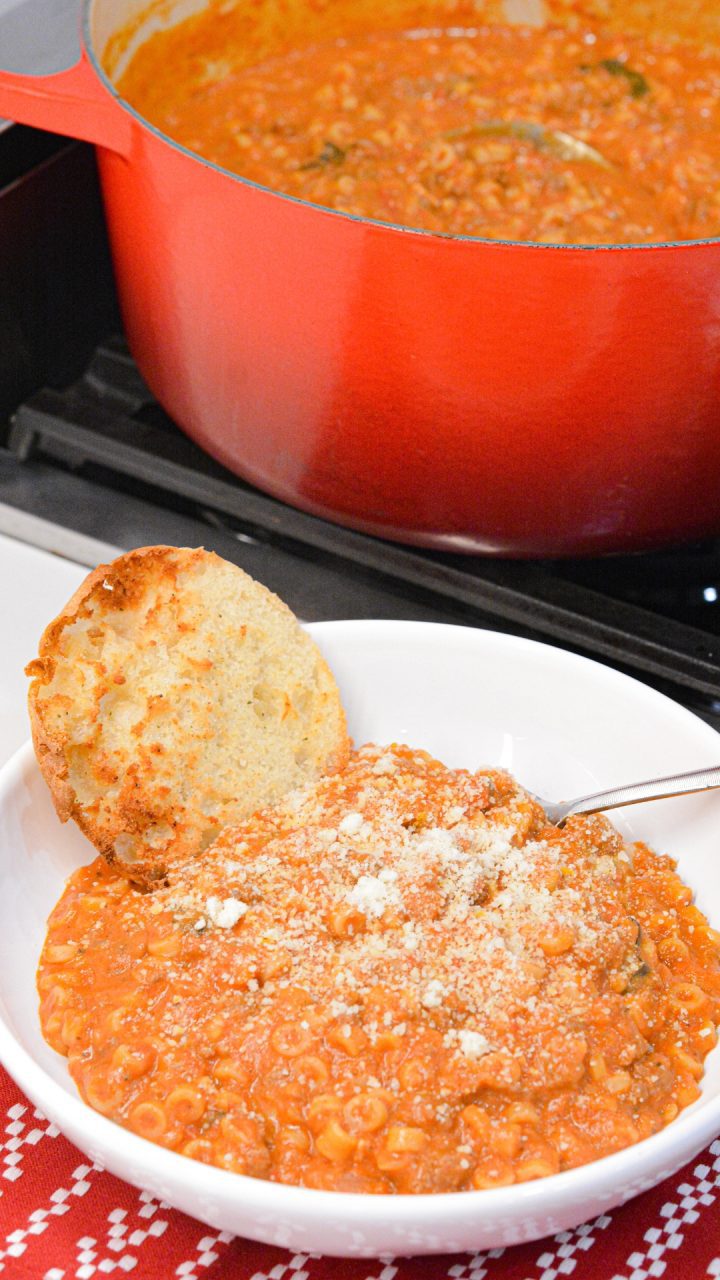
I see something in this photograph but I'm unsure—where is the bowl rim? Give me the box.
[1,617,719,1229]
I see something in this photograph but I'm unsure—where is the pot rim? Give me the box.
[82,0,720,253]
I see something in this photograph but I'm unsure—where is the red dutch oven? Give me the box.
[1,0,720,557]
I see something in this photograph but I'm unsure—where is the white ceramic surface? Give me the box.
[0,620,719,1257]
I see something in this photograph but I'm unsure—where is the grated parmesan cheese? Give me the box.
[144,743,630,1091]
[346,871,402,919]
[443,1027,493,1058]
[204,896,248,929]
[421,978,446,1009]
[371,752,397,775]
[338,811,364,836]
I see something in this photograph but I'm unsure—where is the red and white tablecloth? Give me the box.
[0,1063,717,1280]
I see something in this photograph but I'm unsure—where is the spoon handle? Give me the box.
[552,764,720,825]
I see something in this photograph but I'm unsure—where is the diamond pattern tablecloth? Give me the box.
[0,1067,717,1280]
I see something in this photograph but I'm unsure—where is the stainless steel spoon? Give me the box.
[535,764,720,826]
[441,120,612,167]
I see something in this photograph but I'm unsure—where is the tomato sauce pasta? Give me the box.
[117,15,720,244]
[38,745,720,1192]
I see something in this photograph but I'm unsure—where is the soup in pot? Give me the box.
[116,2,720,244]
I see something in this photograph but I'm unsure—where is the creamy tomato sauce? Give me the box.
[116,17,720,244]
[39,745,720,1192]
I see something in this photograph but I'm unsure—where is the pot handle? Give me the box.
[0,49,131,156]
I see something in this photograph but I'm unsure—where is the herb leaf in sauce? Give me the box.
[444,120,612,168]
[583,58,651,98]
[299,140,347,171]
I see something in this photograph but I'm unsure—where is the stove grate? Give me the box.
[7,336,720,717]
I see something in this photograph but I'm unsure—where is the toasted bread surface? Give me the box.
[26,545,350,886]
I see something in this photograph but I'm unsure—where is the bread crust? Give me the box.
[26,545,350,887]
[27,557,128,826]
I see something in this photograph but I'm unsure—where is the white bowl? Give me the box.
[0,620,719,1258]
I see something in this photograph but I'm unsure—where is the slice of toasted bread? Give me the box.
[26,545,350,887]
